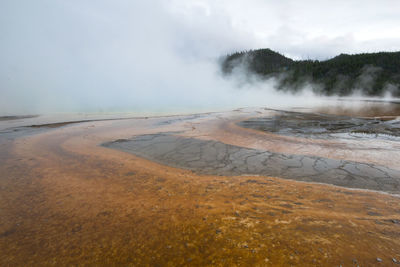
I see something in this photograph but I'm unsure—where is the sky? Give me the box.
[1,0,399,114]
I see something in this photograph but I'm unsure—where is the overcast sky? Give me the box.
[1,0,399,114]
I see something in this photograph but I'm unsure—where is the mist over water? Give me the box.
[0,1,303,115]
[1,0,399,116]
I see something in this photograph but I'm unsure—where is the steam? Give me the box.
[0,0,398,115]
[0,1,245,114]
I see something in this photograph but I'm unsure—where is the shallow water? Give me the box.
[238,111,400,140]
[104,132,400,193]
[1,101,400,266]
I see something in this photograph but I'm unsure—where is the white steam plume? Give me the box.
[1,0,393,116]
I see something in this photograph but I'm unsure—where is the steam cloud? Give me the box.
[1,0,399,115]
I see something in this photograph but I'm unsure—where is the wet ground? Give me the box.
[0,115,38,121]
[238,111,400,140]
[104,132,400,193]
[1,102,400,266]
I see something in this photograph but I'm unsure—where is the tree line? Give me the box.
[221,49,400,96]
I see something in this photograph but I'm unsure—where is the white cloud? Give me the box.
[0,0,399,114]
[168,0,400,58]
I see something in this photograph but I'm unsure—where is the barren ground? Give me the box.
[1,107,399,266]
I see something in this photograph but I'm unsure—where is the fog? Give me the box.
[1,0,399,115]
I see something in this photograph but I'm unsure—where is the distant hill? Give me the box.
[221,49,400,96]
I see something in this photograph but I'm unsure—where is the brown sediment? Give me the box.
[28,117,130,128]
[0,115,38,121]
[314,101,400,118]
[29,120,94,128]
[196,115,400,170]
[0,111,400,266]
[104,133,400,193]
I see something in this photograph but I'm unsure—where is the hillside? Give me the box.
[221,49,400,96]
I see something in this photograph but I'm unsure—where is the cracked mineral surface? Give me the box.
[1,105,400,266]
[104,132,400,193]
[238,111,400,140]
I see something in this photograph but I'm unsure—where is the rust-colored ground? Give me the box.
[1,110,400,266]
